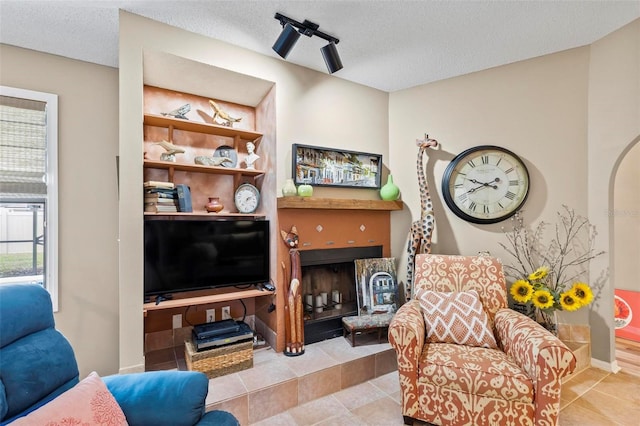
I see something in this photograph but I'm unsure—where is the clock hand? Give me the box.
[465,185,487,194]
[468,177,500,189]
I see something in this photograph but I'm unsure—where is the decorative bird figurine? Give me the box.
[161,103,191,120]
[209,100,242,127]
[194,156,233,167]
[155,140,185,162]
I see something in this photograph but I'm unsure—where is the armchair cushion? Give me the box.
[420,343,533,403]
[417,289,497,348]
[11,372,127,425]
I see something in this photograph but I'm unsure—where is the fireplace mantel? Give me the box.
[277,197,403,211]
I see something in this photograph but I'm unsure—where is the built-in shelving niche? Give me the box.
[141,51,280,354]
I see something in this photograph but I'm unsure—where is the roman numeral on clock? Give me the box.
[505,191,516,200]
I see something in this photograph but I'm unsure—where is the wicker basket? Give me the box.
[184,339,253,379]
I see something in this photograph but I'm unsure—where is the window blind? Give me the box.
[0,95,47,199]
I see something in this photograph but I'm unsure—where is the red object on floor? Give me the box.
[615,289,640,343]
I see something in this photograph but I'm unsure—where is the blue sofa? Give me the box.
[0,284,238,425]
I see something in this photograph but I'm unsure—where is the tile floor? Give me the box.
[251,366,640,425]
[147,336,640,425]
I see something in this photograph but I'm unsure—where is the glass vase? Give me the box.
[535,309,558,336]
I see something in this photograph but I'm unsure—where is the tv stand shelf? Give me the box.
[143,288,274,314]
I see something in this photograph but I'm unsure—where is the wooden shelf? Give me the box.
[277,197,404,211]
[144,211,266,218]
[144,113,263,142]
[143,288,274,313]
[144,159,265,177]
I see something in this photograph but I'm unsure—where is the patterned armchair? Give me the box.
[389,254,576,426]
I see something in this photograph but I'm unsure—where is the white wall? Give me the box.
[388,47,590,301]
[0,45,120,377]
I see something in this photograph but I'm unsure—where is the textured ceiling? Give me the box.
[0,0,638,92]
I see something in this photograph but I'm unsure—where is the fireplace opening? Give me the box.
[300,245,382,344]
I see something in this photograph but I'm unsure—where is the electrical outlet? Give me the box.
[221,306,231,320]
[172,314,182,329]
[206,309,216,323]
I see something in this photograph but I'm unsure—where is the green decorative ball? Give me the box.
[298,184,313,197]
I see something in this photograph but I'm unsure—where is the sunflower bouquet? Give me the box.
[510,266,594,312]
[500,206,604,332]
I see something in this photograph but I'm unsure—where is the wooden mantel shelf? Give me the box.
[277,197,403,211]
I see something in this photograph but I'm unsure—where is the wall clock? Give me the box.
[234,183,260,213]
[441,145,529,224]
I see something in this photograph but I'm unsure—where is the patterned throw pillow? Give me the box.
[417,289,497,348]
[12,371,128,425]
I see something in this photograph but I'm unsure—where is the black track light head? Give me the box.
[321,42,343,74]
[273,13,343,74]
[272,23,300,59]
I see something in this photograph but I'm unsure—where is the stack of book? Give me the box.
[143,181,193,213]
[144,181,178,213]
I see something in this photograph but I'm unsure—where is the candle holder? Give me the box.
[304,294,314,313]
[315,295,324,313]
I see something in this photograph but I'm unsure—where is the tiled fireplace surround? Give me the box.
[144,202,592,423]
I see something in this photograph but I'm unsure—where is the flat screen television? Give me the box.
[144,219,270,298]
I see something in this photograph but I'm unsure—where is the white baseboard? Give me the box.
[590,357,622,373]
[118,363,145,375]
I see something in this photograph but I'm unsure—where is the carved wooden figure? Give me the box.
[406,134,439,301]
[280,226,305,356]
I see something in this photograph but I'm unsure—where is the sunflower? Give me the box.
[531,289,555,309]
[528,266,549,281]
[510,280,534,303]
[560,291,581,311]
[571,282,594,306]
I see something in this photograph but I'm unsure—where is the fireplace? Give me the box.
[274,198,399,352]
[300,245,383,344]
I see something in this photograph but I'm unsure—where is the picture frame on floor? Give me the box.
[354,257,398,315]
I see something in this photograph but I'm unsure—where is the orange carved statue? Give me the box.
[280,226,305,356]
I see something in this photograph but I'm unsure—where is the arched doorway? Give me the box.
[613,137,640,376]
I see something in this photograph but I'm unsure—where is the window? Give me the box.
[0,86,58,310]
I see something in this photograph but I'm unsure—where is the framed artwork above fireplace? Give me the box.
[292,143,382,188]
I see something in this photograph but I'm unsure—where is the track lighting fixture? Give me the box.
[272,12,343,74]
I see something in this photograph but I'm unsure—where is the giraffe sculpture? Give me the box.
[406,134,439,301]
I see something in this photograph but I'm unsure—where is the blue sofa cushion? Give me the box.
[0,284,55,348]
[0,328,79,422]
[104,371,210,426]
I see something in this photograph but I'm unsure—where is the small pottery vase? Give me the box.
[282,178,298,197]
[205,197,224,213]
[380,175,400,200]
[297,184,313,197]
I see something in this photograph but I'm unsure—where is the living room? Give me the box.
[1,3,639,425]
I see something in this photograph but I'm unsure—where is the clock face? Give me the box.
[442,146,529,224]
[234,183,260,214]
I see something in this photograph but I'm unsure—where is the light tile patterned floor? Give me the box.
[147,335,640,425]
[253,367,640,426]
